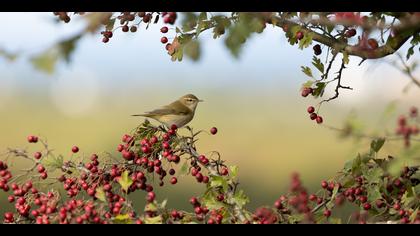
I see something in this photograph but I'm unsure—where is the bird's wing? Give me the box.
[132,101,190,117]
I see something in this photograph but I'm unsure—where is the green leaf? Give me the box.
[30,49,59,74]
[145,215,162,224]
[401,187,416,207]
[233,189,250,208]
[298,32,313,49]
[327,185,340,209]
[352,154,362,175]
[145,203,158,212]
[367,185,382,202]
[312,82,326,98]
[229,165,238,179]
[365,167,384,184]
[0,48,18,62]
[301,80,314,89]
[184,40,201,61]
[95,187,106,202]
[301,66,313,78]
[195,12,208,37]
[210,176,228,192]
[113,214,132,224]
[118,170,133,192]
[410,208,418,222]
[178,160,189,176]
[370,138,386,153]
[329,218,342,224]
[58,35,81,63]
[43,154,64,172]
[105,18,116,31]
[312,56,324,73]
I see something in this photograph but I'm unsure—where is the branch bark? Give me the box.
[269,14,420,60]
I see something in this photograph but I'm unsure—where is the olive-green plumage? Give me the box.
[132,94,203,128]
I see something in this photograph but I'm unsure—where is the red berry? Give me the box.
[34,152,42,160]
[27,135,38,143]
[321,180,328,189]
[296,31,304,40]
[7,196,15,203]
[316,116,323,124]
[169,169,175,175]
[309,194,317,201]
[310,113,318,120]
[363,203,371,210]
[160,26,169,33]
[71,146,79,153]
[307,106,315,114]
[313,44,322,55]
[274,200,282,209]
[345,29,357,38]
[37,164,45,173]
[410,107,418,117]
[122,25,129,32]
[170,177,177,185]
[40,172,48,179]
[190,197,199,206]
[323,209,331,217]
[393,203,401,210]
[367,38,378,49]
[102,37,109,43]
[147,192,155,202]
[210,127,218,135]
[220,168,228,176]
[301,87,313,97]
[161,37,168,44]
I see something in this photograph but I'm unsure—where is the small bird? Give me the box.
[132,94,203,128]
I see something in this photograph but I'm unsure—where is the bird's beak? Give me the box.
[198,99,204,102]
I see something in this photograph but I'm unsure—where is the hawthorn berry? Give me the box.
[71,146,79,153]
[313,44,322,55]
[160,26,169,33]
[130,26,137,32]
[307,106,315,114]
[316,116,323,124]
[160,37,169,44]
[323,209,331,217]
[367,39,378,49]
[345,29,357,38]
[27,135,38,143]
[170,177,178,185]
[310,113,318,120]
[321,181,328,189]
[34,152,42,160]
[301,87,313,97]
[296,31,304,40]
[363,203,371,210]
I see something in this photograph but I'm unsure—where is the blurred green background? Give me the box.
[0,13,419,214]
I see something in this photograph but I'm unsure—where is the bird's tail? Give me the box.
[132,114,152,117]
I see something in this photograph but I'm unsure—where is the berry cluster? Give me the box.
[306,106,323,124]
[1,121,225,224]
[395,107,419,147]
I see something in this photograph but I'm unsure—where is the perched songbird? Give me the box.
[132,94,203,128]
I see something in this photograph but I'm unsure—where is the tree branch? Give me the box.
[269,14,420,60]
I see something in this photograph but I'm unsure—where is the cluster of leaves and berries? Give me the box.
[2,117,420,224]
